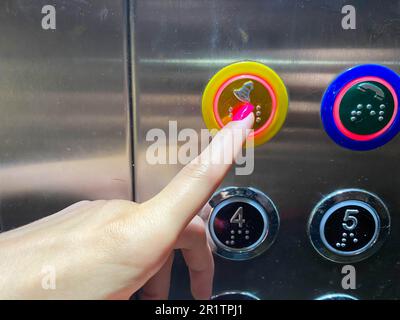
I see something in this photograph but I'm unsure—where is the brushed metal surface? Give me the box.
[0,0,132,231]
[132,0,400,299]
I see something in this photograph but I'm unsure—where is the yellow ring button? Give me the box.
[201,61,289,146]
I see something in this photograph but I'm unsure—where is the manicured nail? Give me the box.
[232,102,255,121]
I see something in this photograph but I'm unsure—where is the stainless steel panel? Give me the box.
[132,0,400,299]
[0,0,132,230]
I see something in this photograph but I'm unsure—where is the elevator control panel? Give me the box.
[202,61,289,146]
[308,189,390,263]
[3,0,400,301]
[321,65,400,150]
[207,187,279,260]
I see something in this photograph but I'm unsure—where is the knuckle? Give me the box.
[99,200,140,241]
[186,217,208,246]
[103,199,136,211]
[191,216,207,236]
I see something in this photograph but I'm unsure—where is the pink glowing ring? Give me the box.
[213,74,277,138]
[333,76,398,141]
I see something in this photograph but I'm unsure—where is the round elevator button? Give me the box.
[202,61,289,146]
[308,189,390,263]
[207,187,279,260]
[321,64,400,150]
[211,198,267,250]
[335,79,396,137]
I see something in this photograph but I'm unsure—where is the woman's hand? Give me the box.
[0,113,254,300]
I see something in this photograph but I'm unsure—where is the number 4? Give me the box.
[230,207,246,228]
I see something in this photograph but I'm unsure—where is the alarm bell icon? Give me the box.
[233,81,254,103]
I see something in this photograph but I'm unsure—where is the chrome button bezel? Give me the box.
[207,187,279,261]
[308,188,390,263]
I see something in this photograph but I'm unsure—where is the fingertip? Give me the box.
[226,111,255,131]
[240,111,255,129]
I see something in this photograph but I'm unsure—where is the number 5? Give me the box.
[342,209,359,231]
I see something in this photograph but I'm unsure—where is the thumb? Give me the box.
[145,111,254,235]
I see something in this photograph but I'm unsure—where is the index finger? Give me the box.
[146,111,254,235]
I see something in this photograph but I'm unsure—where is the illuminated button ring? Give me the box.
[202,61,289,146]
[321,64,400,150]
[308,189,390,263]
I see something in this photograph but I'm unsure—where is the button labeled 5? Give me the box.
[308,189,390,263]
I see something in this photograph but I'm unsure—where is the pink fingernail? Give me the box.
[232,102,255,121]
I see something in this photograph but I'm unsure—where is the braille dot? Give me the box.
[256,111,261,116]
[228,107,233,112]
[231,235,235,240]
[379,116,384,121]
[357,111,362,115]
[336,243,341,248]
[245,230,250,234]
[231,230,235,234]
[380,104,385,109]
[342,238,347,243]
[357,104,363,109]
[367,104,372,109]
[229,113,233,118]
[342,233,347,237]
[230,240,235,245]
[350,233,354,238]
[256,105,262,111]
[351,111,357,116]
[353,238,358,243]
[245,236,250,240]
[351,117,356,122]
[225,241,230,245]
[237,230,242,235]
[341,243,346,247]
[256,117,261,123]
[379,111,385,115]
[370,111,376,116]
